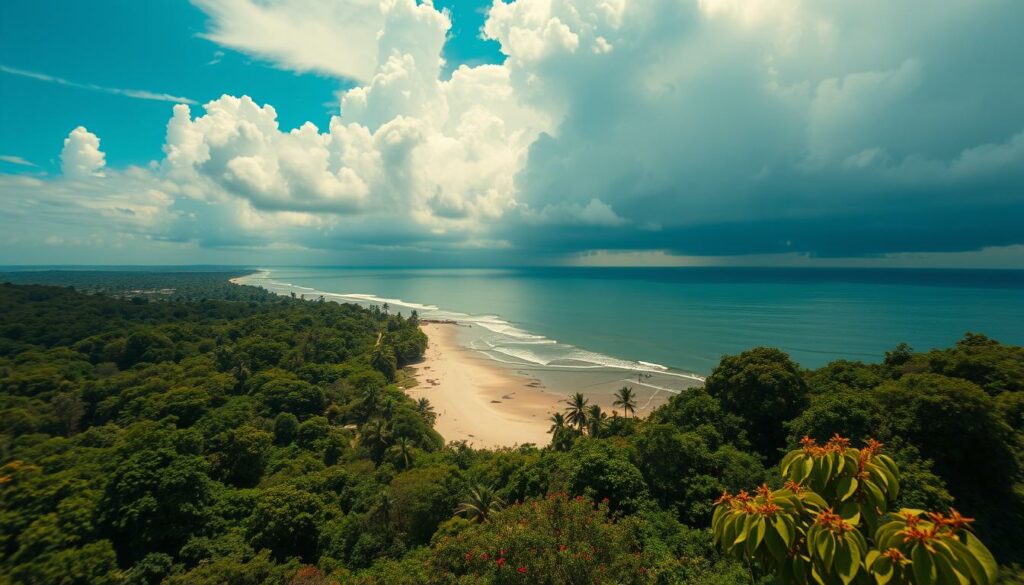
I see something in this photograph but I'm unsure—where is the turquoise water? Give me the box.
[240,267,1023,394]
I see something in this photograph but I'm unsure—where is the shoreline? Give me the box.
[407,322,560,448]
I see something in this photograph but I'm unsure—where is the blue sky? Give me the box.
[0,1,500,172]
[0,0,1021,267]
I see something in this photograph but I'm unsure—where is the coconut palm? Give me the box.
[361,418,391,455]
[612,386,638,418]
[416,397,437,424]
[563,392,590,431]
[548,412,566,434]
[388,436,416,469]
[361,385,382,417]
[587,404,608,437]
[455,484,505,523]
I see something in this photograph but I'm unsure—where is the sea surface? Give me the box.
[239,267,1024,403]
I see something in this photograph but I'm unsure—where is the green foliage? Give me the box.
[431,493,657,584]
[705,347,810,459]
[2,278,1022,583]
[712,436,999,584]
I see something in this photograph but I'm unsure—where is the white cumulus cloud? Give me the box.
[3,0,1023,264]
[61,127,107,179]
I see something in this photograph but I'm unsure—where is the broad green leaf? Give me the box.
[775,515,794,548]
[764,523,787,561]
[933,548,970,585]
[912,544,936,585]
[945,537,988,585]
[836,476,858,502]
[872,555,894,585]
[835,541,859,585]
[965,532,999,584]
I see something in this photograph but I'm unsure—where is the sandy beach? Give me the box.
[406,323,562,448]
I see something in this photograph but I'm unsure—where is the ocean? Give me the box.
[238,267,1024,402]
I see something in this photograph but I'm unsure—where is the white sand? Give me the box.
[406,323,562,449]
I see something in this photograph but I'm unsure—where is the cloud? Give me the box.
[0,155,36,167]
[191,0,384,82]
[61,127,106,179]
[2,0,1023,265]
[0,65,197,104]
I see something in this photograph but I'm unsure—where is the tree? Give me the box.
[612,386,637,418]
[208,425,272,487]
[704,347,809,459]
[568,446,650,513]
[273,412,299,445]
[257,378,325,418]
[434,493,657,582]
[361,418,392,460]
[247,485,325,563]
[389,465,462,544]
[388,436,416,469]
[712,435,999,585]
[563,393,589,432]
[370,345,397,382]
[52,392,85,436]
[98,443,213,562]
[455,484,505,523]
[415,397,436,425]
[547,412,566,434]
[586,404,608,437]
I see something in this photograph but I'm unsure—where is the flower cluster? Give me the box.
[800,434,852,456]
[814,508,856,534]
[713,485,781,517]
[897,508,976,551]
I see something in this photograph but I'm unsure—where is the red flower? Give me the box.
[465,552,473,562]
[481,553,490,561]
[496,557,506,569]
[517,566,527,574]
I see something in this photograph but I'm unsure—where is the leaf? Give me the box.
[836,476,858,502]
[746,517,766,556]
[775,515,794,548]
[765,523,787,561]
[838,500,861,526]
[865,480,886,510]
[965,532,999,584]
[781,449,801,475]
[912,543,936,585]
[802,491,828,510]
[815,531,836,571]
[945,537,988,585]
[733,514,755,546]
[835,541,860,585]
[871,555,894,585]
[933,548,970,585]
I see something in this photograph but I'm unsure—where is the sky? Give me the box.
[0,0,1021,267]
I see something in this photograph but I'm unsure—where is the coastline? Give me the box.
[407,322,560,448]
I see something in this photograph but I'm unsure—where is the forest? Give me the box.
[0,275,1022,584]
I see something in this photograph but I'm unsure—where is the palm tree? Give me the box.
[416,397,437,424]
[455,484,505,523]
[548,412,566,434]
[563,392,589,431]
[612,386,638,418]
[361,418,391,455]
[362,385,382,417]
[388,436,416,469]
[587,404,608,437]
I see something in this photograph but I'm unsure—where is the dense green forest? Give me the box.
[0,270,268,302]
[1,276,1022,584]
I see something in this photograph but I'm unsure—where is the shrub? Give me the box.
[711,435,998,584]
